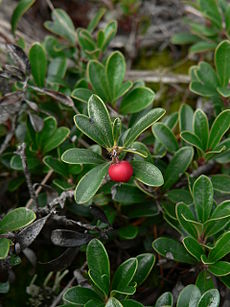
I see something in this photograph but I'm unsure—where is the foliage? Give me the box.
[0,0,230,306]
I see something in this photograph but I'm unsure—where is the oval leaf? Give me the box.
[29,42,47,87]
[63,286,101,304]
[177,285,201,307]
[132,160,164,187]
[75,162,110,204]
[11,0,35,35]
[61,148,105,165]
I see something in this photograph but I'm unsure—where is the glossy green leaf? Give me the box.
[189,41,216,54]
[43,156,68,177]
[183,237,204,261]
[118,225,138,240]
[29,43,47,87]
[180,131,204,152]
[47,57,67,80]
[196,271,215,294]
[44,9,76,45]
[197,289,220,307]
[101,20,117,51]
[193,175,213,223]
[87,95,113,148]
[111,258,138,295]
[120,87,155,114]
[190,82,217,97]
[133,253,155,286]
[176,284,201,307]
[208,109,230,149]
[208,261,230,276]
[0,238,10,260]
[10,151,40,170]
[0,207,36,233]
[152,123,178,153]
[155,292,173,307]
[63,286,101,305]
[166,189,193,204]
[124,108,165,147]
[196,62,218,88]
[87,8,105,33]
[152,237,196,264]
[208,231,230,262]
[200,0,222,28]
[215,40,230,86]
[36,116,57,149]
[176,203,198,238]
[179,104,194,132]
[112,118,122,144]
[132,160,164,187]
[71,88,93,103]
[42,127,70,154]
[193,109,209,150]
[112,184,146,205]
[105,298,123,307]
[164,147,194,190]
[61,148,105,165]
[75,162,110,204]
[11,0,35,35]
[87,239,110,296]
[106,51,126,102]
[211,175,230,194]
[87,60,108,101]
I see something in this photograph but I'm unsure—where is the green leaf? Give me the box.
[211,175,230,194]
[75,162,110,204]
[199,0,222,28]
[190,82,217,97]
[152,123,178,153]
[120,87,155,114]
[179,104,194,132]
[101,20,117,51]
[44,9,76,45]
[215,40,230,86]
[152,237,196,264]
[63,286,101,305]
[164,147,194,190]
[61,148,105,165]
[43,156,68,177]
[208,231,230,262]
[106,51,126,102]
[193,175,213,223]
[0,238,10,259]
[36,116,57,149]
[87,60,108,101]
[113,118,122,144]
[0,207,36,233]
[189,41,216,54]
[196,62,218,89]
[132,253,155,286]
[208,109,230,150]
[197,289,220,307]
[208,261,230,276]
[11,0,35,35]
[105,298,123,307]
[166,189,193,204]
[171,32,199,44]
[132,160,164,187]
[177,284,201,307]
[87,8,105,33]
[112,184,146,205]
[42,127,70,154]
[118,225,138,240]
[111,258,138,295]
[29,42,47,87]
[180,131,204,152]
[155,292,173,307]
[74,115,109,148]
[47,57,67,81]
[176,203,199,238]
[71,88,93,103]
[87,239,110,296]
[87,95,113,148]
[193,109,209,150]
[196,271,215,294]
[124,108,165,147]
[183,237,204,261]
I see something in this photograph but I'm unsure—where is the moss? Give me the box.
[133,50,173,70]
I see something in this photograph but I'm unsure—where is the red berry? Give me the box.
[108,160,133,182]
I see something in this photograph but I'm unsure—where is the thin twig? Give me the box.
[48,190,74,209]
[26,170,53,208]
[125,70,190,84]
[15,143,39,209]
